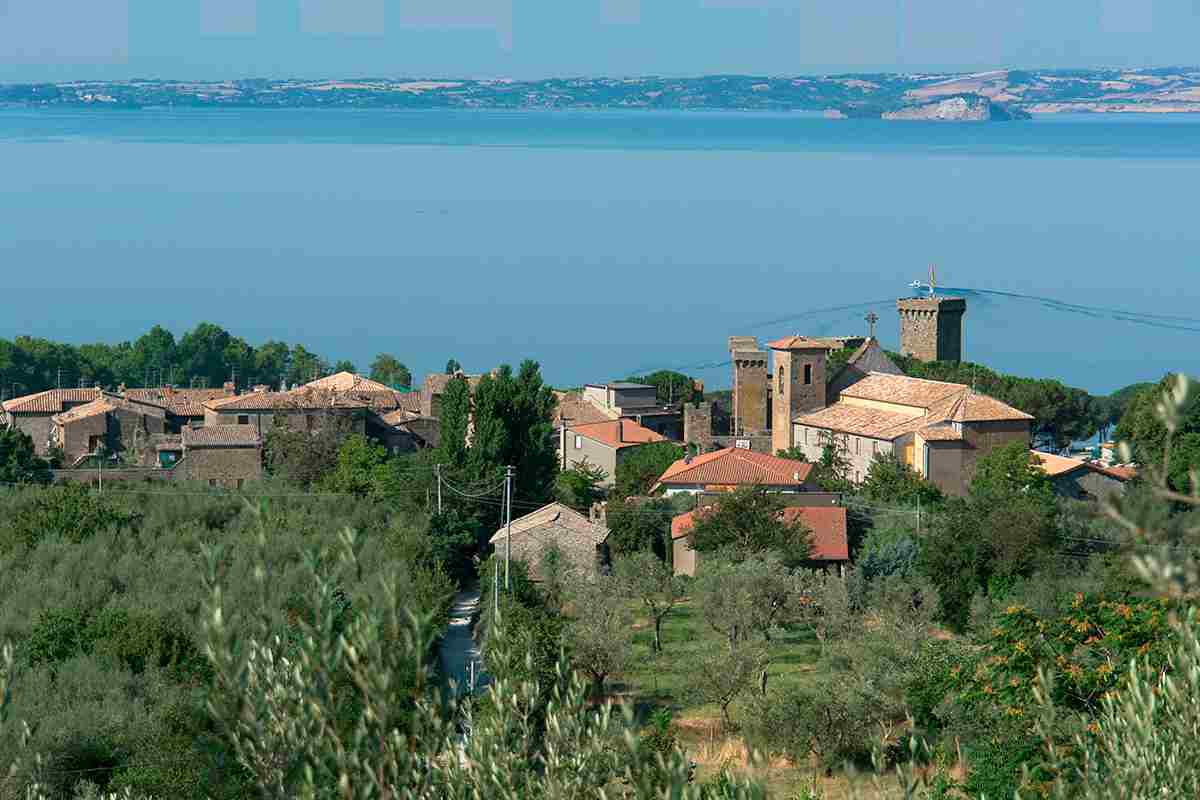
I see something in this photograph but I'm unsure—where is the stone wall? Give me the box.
[728,338,769,435]
[10,414,54,456]
[683,402,714,452]
[897,297,966,362]
[52,467,173,485]
[180,446,263,489]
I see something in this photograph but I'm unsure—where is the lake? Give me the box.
[1,107,1198,394]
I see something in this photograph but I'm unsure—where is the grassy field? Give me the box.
[615,598,905,798]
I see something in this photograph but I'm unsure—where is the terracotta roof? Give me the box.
[918,425,964,442]
[381,409,420,426]
[840,373,965,409]
[655,448,814,489]
[671,505,848,561]
[205,388,369,412]
[797,371,1032,441]
[1032,450,1090,478]
[554,391,615,426]
[51,397,119,424]
[767,335,841,351]
[305,372,395,392]
[795,403,920,440]
[1091,464,1138,482]
[569,419,666,450]
[183,425,261,448]
[125,387,230,417]
[52,394,167,425]
[2,388,101,414]
[489,502,609,580]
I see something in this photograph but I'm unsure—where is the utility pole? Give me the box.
[865,311,879,339]
[56,367,62,390]
[436,464,443,514]
[916,494,921,536]
[504,464,514,593]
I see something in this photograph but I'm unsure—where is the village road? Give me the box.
[437,584,487,697]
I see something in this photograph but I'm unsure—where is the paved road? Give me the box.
[437,585,487,698]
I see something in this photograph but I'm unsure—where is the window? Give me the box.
[777,366,784,393]
[237,415,249,425]
[855,436,860,454]
[574,435,583,449]
[803,364,812,385]
[208,479,217,487]
[236,479,244,489]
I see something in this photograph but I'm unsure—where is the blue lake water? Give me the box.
[1,107,1198,394]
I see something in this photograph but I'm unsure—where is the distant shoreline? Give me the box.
[4,68,1199,119]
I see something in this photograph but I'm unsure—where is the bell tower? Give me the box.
[768,337,828,455]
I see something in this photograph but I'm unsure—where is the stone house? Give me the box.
[489,502,610,581]
[125,385,233,432]
[652,448,817,496]
[203,388,369,438]
[792,372,1033,497]
[2,388,104,455]
[671,496,849,577]
[1033,451,1134,502]
[176,425,263,488]
[558,418,667,487]
[50,394,167,465]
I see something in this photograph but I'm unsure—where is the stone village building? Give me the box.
[682,295,1035,497]
[557,418,667,488]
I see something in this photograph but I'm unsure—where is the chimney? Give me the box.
[223,380,236,397]
[117,382,127,395]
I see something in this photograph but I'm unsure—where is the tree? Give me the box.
[693,555,800,648]
[604,498,673,558]
[813,430,855,493]
[263,416,347,487]
[565,576,634,697]
[554,458,608,510]
[445,358,462,374]
[321,434,402,500]
[614,552,684,654]
[860,451,943,508]
[467,361,558,506]
[536,543,577,616]
[333,359,356,374]
[613,441,684,498]
[687,486,812,567]
[435,376,471,469]
[427,508,482,583]
[693,641,766,730]
[0,425,51,485]
[1115,373,1200,492]
[623,370,698,405]
[368,354,411,389]
[920,442,1059,631]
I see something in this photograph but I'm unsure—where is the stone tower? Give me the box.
[896,296,966,362]
[728,336,768,435]
[768,337,828,455]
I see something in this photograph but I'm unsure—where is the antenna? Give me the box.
[929,264,937,298]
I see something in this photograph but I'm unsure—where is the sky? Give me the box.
[2,0,1199,81]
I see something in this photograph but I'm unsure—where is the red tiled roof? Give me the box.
[305,372,395,392]
[554,390,614,426]
[918,425,964,442]
[840,373,965,409]
[795,404,919,440]
[655,448,814,489]
[205,388,369,412]
[1088,463,1138,482]
[767,335,840,351]
[126,388,230,417]
[2,388,101,414]
[183,425,261,447]
[1032,450,1090,478]
[570,419,666,450]
[52,394,167,425]
[671,505,848,561]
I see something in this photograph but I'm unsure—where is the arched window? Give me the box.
[777,366,784,393]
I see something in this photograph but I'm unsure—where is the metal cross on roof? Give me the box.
[865,311,879,339]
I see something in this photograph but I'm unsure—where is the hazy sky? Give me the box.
[2,0,1198,81]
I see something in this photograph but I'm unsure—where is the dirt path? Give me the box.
[437,584,487,697]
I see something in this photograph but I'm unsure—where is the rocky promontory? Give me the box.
[882,95,1030,121]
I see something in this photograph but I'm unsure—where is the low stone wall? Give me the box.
[52,467,175,486]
